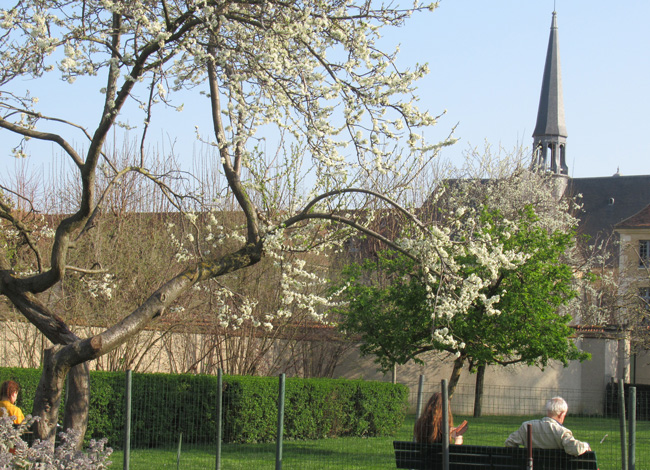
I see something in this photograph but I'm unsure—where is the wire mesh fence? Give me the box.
[107,371,649,470]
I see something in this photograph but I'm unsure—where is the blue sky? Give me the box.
[398,1,650,177]
[3,1,649,180]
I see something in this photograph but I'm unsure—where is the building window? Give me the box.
[640,240,650,267]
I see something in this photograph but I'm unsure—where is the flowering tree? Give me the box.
[334,205,589,394]
[0,0,452,446]
[333,158,594,399]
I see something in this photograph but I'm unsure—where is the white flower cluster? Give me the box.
[166,222,195,263]
[396,200,532,349]
[263,223,338,325]
[432,327,465,354]
[81,274,117,300]
[213,288,264,331]
[1,227,20,241]
[166,209,251,264]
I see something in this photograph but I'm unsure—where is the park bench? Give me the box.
[393,441,599,470]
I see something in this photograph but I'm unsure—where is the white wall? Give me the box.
[332,336,631,416]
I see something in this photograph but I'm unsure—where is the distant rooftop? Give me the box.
[568,175,650,241]
[615,203,650,230]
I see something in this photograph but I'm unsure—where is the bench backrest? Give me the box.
[393,441,599,470]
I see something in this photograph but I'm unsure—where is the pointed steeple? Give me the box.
[532,11,568,175]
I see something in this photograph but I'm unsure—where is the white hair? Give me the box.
[546,396,568,416]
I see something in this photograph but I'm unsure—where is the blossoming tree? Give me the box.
[333,161,594,403]
[334,205,589,394]
[0,0,456,446]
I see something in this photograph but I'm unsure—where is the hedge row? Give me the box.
[0,367,409,448]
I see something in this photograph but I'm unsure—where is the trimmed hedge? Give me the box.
[1,367,409,448]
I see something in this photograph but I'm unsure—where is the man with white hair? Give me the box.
[505,397,591,456]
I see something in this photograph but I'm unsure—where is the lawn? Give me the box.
[108,414,649,469]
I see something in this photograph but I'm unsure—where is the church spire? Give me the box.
[532,11,568,175]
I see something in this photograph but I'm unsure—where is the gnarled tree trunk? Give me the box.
[63,363,90,449]
[32,347,70,447]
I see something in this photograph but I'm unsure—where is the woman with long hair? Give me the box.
[414,392,465,444]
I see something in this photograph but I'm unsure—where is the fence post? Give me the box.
[123,369,132,470]
[275,373,286,470]
[215,368,223,470]
[628,387,636,470]
[176,432,182,470]
[526,424,533,470]
[413,375,425,441]
[619,380,627,470]
[441,379,449,470]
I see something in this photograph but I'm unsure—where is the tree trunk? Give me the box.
[32,346,69,448]
[473,364,486,418]
[448,355,464,398]
[63,362,90,450]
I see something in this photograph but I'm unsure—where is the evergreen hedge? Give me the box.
[0,367,409,448]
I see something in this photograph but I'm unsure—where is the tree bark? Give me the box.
[448,355,465,398]
[32,347,69,447]
[473,364,486,418]
[63,363,90,450]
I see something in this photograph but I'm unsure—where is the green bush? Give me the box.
[86,371,125,447]
[127,373,221,447]
[0,367,409,447]
[221,376,409,443]
[283,378,409,440]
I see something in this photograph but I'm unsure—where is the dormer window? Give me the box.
[640,240,650,267]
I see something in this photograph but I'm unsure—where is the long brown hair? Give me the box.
[414,392,454,443]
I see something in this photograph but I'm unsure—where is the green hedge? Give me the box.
[1,367,409,448]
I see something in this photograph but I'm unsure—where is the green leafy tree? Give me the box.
[334,204,590,398]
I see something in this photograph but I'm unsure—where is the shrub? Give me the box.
[1,367,409,447]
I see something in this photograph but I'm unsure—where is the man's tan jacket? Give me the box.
[505,416,590,456]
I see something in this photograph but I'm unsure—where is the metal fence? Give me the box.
[108,371,649,470]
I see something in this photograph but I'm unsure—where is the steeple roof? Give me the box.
[533,12,567,138]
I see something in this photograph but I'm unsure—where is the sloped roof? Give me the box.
[567,175,650,241]
[614,203,650,229]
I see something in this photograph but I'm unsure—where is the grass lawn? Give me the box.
[108,414,649,469]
